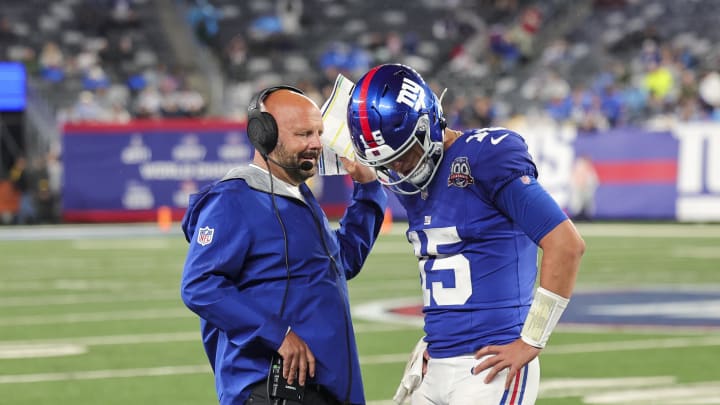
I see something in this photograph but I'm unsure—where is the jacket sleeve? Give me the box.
[180,189,288,351]
[335,180,387,280]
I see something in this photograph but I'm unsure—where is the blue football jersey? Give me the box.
[396,128,562,358]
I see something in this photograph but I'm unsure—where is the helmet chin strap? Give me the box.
[406,142,443,187]
[407,158,434,186]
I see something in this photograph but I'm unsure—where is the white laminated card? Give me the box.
[318,74,356,176]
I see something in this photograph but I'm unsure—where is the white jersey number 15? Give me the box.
[408,227,472,307]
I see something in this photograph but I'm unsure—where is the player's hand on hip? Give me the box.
[340,157,377,184]
[472,339,541,389]
[277,330,316,386]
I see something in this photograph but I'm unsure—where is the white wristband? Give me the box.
[521,287,569,349]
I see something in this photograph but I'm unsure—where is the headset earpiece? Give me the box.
[247,85,305,157]
[247,109,278,157]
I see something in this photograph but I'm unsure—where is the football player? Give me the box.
[347,64,586,405]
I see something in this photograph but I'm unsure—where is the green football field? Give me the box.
[0,222,719,404]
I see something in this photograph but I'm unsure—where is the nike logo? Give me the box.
[490,133,509,145]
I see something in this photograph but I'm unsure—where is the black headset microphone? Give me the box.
[266,156,314,171]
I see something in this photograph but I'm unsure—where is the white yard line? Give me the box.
[0,308,190,326]
[671,246,720,259]
[381,223,720,238]
[0,291,179,307]
[0,324,415,348]
[573,223,720,238]
[0,333,718,396]
[71,239,173,250]
[2,330,715,356]
[0,332,200,347]
[0,332,717,365]
[0,332,720,384]
[539,376,677,395]
[3,368,719,405]
[0,279,164,292]
[0,343,87,359]
[545,335,720,354]
[582,381,720,404]
[1,223,720,241]
[0,365,211,384]
[0,224,175,241]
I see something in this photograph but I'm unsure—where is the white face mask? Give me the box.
[357,114,444,195]
[406,149,437,186]
[375,141,443,195]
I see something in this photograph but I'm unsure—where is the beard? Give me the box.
[272,142,317,183]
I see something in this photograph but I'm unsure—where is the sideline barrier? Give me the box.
[61,120,720,222]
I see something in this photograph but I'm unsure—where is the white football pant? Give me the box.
[410,354,539,405]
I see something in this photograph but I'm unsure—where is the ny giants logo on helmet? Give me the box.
[396,78,426,112]
[361,77,426,154]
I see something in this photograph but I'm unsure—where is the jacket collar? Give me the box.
[222,164,306,203]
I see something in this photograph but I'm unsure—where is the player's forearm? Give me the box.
[538,255,580,298]
[521,220,584,349]
[537,220,585,298]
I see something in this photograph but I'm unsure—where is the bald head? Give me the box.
[262,89,322,130]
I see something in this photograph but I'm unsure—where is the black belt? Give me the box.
[305,383,341,404]
[247,381,341,405]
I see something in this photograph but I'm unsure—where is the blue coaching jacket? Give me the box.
[181,165,387,405]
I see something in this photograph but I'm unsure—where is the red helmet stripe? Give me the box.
[358,66,382,148]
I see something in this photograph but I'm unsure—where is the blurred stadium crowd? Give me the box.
[1,0,719,224]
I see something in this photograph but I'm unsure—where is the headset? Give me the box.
[247,85,305,158]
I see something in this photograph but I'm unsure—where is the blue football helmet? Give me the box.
[347,64,446,195]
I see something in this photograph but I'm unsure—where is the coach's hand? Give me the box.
[472,339,541,389]
[278,330,316,386]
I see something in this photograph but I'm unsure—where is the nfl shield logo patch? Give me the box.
[197,226,214,246]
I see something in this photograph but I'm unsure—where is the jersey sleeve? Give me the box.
[336,179,388,280]
[472,129,538,202]
[495,175,568,244]
[181,185,288,351]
